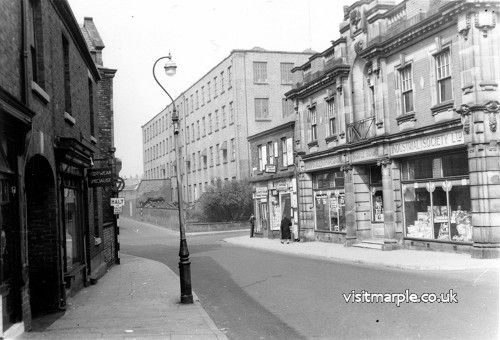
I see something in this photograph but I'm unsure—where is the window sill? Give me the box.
[396,112,416,124]
[64,112,76,125]
[254,81,268,85]
[255,118,272,122]
[31,81,50,104]
[307,141,318,148]
[431,100,454,115]
[325,135,338,143]
[231,159,236,162]
[90,136,97,145]
[315,230,347,234]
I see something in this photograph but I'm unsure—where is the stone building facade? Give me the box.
[142,48,312,204]
[286,0,499,258]
[0,0,118,336]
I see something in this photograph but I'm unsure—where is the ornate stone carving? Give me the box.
[485,101,499,133]
[457,104,471,135]
[354,40,364,54]
[350,9,361,30]
[475,10,496,38]
[457,13,471,40]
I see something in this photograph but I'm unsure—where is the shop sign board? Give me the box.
[88,167,113,187]
[275,181,288,191]
[265,164,277,173]
[304,154,343,172]
[113,206,123,214]
[350,146,381,163]
[391,130,464,157]
[253,192,267,199]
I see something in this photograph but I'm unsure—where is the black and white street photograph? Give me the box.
[0,0,499,339]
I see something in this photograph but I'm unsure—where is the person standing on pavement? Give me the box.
[280,215,292,244]
[249,213,256,238]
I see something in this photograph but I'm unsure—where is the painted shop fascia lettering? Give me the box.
[302,130,465,172]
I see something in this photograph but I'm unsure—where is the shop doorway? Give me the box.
[25,155,60,315]
[257,202,268,233]
[0,161,22,331]
[369,165,384,238]
[280,193,291,219]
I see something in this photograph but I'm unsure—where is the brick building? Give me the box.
[248,122,297,238]
[142,48,313,204]
[0,0,118,336]
[286,0,499,258]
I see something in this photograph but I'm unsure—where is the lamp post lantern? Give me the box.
[153,53,193,304]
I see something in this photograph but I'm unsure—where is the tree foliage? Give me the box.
[197,179,253,222]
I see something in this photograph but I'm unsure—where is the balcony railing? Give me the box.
[347,116,375,144]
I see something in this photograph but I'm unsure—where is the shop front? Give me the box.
[253,177,297,239]
[390,130,472,252]
[55,138,95,297]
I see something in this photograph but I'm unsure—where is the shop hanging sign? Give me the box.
[391,130,464,157]
[88,167,114,187]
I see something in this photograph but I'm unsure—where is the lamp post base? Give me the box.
[179,239,193,304]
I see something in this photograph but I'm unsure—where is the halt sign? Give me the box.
[110,198,125,207]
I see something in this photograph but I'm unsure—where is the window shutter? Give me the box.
[286,138,294,166]
[262,146,267,167]
[394,71,401,115]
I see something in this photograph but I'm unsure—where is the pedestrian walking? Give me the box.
[280,215,292,244]
[249,213,256,238]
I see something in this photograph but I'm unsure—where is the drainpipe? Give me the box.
[21,0,30,106]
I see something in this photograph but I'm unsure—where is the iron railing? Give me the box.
[347,116,375,144]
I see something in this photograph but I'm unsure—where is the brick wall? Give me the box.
[0,0,22,99]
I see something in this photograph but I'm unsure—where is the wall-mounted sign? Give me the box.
[113,206,123,214]
[275,181,288,191]
[89,167,113,187]
[265,164,277,173]
[304,154,343,172]
[391,130,464,156]
[110,197,125,207]
[350,146,381,163]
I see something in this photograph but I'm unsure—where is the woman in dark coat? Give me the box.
[280,215,292,244]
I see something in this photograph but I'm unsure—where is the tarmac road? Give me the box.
[119,217,499,340]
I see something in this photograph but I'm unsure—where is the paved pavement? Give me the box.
[18,254,227,340]
[224,236,500,271]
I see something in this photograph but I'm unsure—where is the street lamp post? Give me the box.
[153,54,193,304]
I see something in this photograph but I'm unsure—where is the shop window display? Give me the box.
[402,152,472,243]
[313,171,345,232]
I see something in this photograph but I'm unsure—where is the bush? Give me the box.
[197,179,253,222]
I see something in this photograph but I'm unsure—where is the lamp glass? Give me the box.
[164,60,177,76]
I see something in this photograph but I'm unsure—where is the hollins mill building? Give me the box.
[0,0,119,335]
[285,0,499,258]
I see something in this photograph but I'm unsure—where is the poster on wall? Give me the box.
[271,202,281,231]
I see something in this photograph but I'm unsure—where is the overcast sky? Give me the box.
[68,0,350,177]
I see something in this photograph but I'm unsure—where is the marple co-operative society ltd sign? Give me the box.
[391,130,464,156]
[88,167,114,187]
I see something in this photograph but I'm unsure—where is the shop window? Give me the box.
[64,188,82,271]
[402,151,471,243]
[313,171,345,232]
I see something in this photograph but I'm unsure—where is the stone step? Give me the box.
[352,242,384,250]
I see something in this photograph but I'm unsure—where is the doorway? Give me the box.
[0,172,22,331]
[257,202,268,234]
[25,155,60,315]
